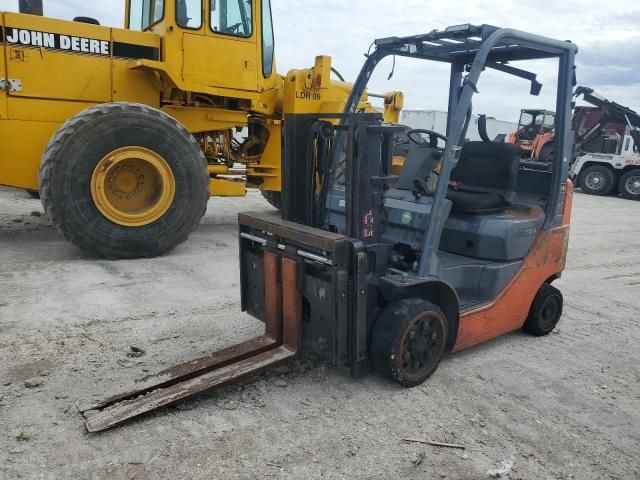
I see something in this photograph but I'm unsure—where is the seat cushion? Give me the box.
[446,190,503,214]
[441,205,546,261]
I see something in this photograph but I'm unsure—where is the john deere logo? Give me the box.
[401,212,413,225]
[1,27,111,56]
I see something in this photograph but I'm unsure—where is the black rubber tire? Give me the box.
[577,164,616,196]
[539,141,555,163]
[618,168,640,201]
[25,190,40,199]
[523,283,563,336]
[370,298,447,388]
[261,191,281,210]
[39,102,209,259]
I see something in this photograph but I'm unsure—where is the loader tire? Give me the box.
[523,283,563,336]
[371,298,447,388]
[261,191,281,209]
[39,102,209,259]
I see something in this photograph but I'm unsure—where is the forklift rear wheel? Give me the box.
[25,190,40,199]
[577,165,615,196]
[618,169,640,200]
[523,283,563,336]
[371,298,447,388]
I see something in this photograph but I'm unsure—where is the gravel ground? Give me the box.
[0,186,638,480]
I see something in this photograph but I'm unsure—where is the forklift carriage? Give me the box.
[84,24,577,431]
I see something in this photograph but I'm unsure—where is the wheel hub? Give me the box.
[399,313,444,380]
[586,172,604,189]
[91,147,176,227]
[626,176,640,195]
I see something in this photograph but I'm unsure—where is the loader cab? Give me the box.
[516,109,555,143]
[125,0,276,94]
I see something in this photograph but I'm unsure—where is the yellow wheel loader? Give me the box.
[0,0,403,258]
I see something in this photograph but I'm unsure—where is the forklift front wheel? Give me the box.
[371,298,447,388]
[523,283,563,336]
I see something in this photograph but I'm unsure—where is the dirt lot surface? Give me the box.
[0,187,639,480]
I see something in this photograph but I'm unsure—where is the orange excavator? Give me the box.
[507,109,556,162]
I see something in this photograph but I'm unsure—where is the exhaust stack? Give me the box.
[19,0,43,15]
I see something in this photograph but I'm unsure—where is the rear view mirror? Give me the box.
[530,80,542,96]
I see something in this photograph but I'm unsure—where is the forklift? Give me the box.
[83,24,577,431]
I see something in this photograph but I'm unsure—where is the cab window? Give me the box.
[211,0,253,37]
[177,0,203,29]
[543,113,556,129]
[129,0,165,31]
[262,0,274,76]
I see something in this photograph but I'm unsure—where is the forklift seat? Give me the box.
[447,142,522,214]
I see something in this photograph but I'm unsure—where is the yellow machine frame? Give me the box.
[0,1,403,197]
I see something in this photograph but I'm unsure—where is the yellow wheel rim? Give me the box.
[91,146,175,227]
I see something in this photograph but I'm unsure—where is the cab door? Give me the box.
[182,0,258,92]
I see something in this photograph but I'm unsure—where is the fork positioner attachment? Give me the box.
[239,212,372,378]
[82,251,302,432]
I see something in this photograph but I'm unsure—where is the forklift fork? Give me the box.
[82,252,301,432]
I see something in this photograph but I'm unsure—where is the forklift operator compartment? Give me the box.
[441,140,547,262]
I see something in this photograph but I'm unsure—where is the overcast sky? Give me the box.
[1,0,638,122]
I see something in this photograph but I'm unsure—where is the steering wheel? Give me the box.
[407,129,448,148]
[223,22,244,34]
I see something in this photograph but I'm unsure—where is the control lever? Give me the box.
[412,177,431,198]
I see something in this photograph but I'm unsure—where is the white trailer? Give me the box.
[401,110,517,142]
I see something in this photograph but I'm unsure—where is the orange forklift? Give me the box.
[83,24,577,431]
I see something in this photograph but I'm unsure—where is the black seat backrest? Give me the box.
[451,142,522,192]
[397,144,439,190]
